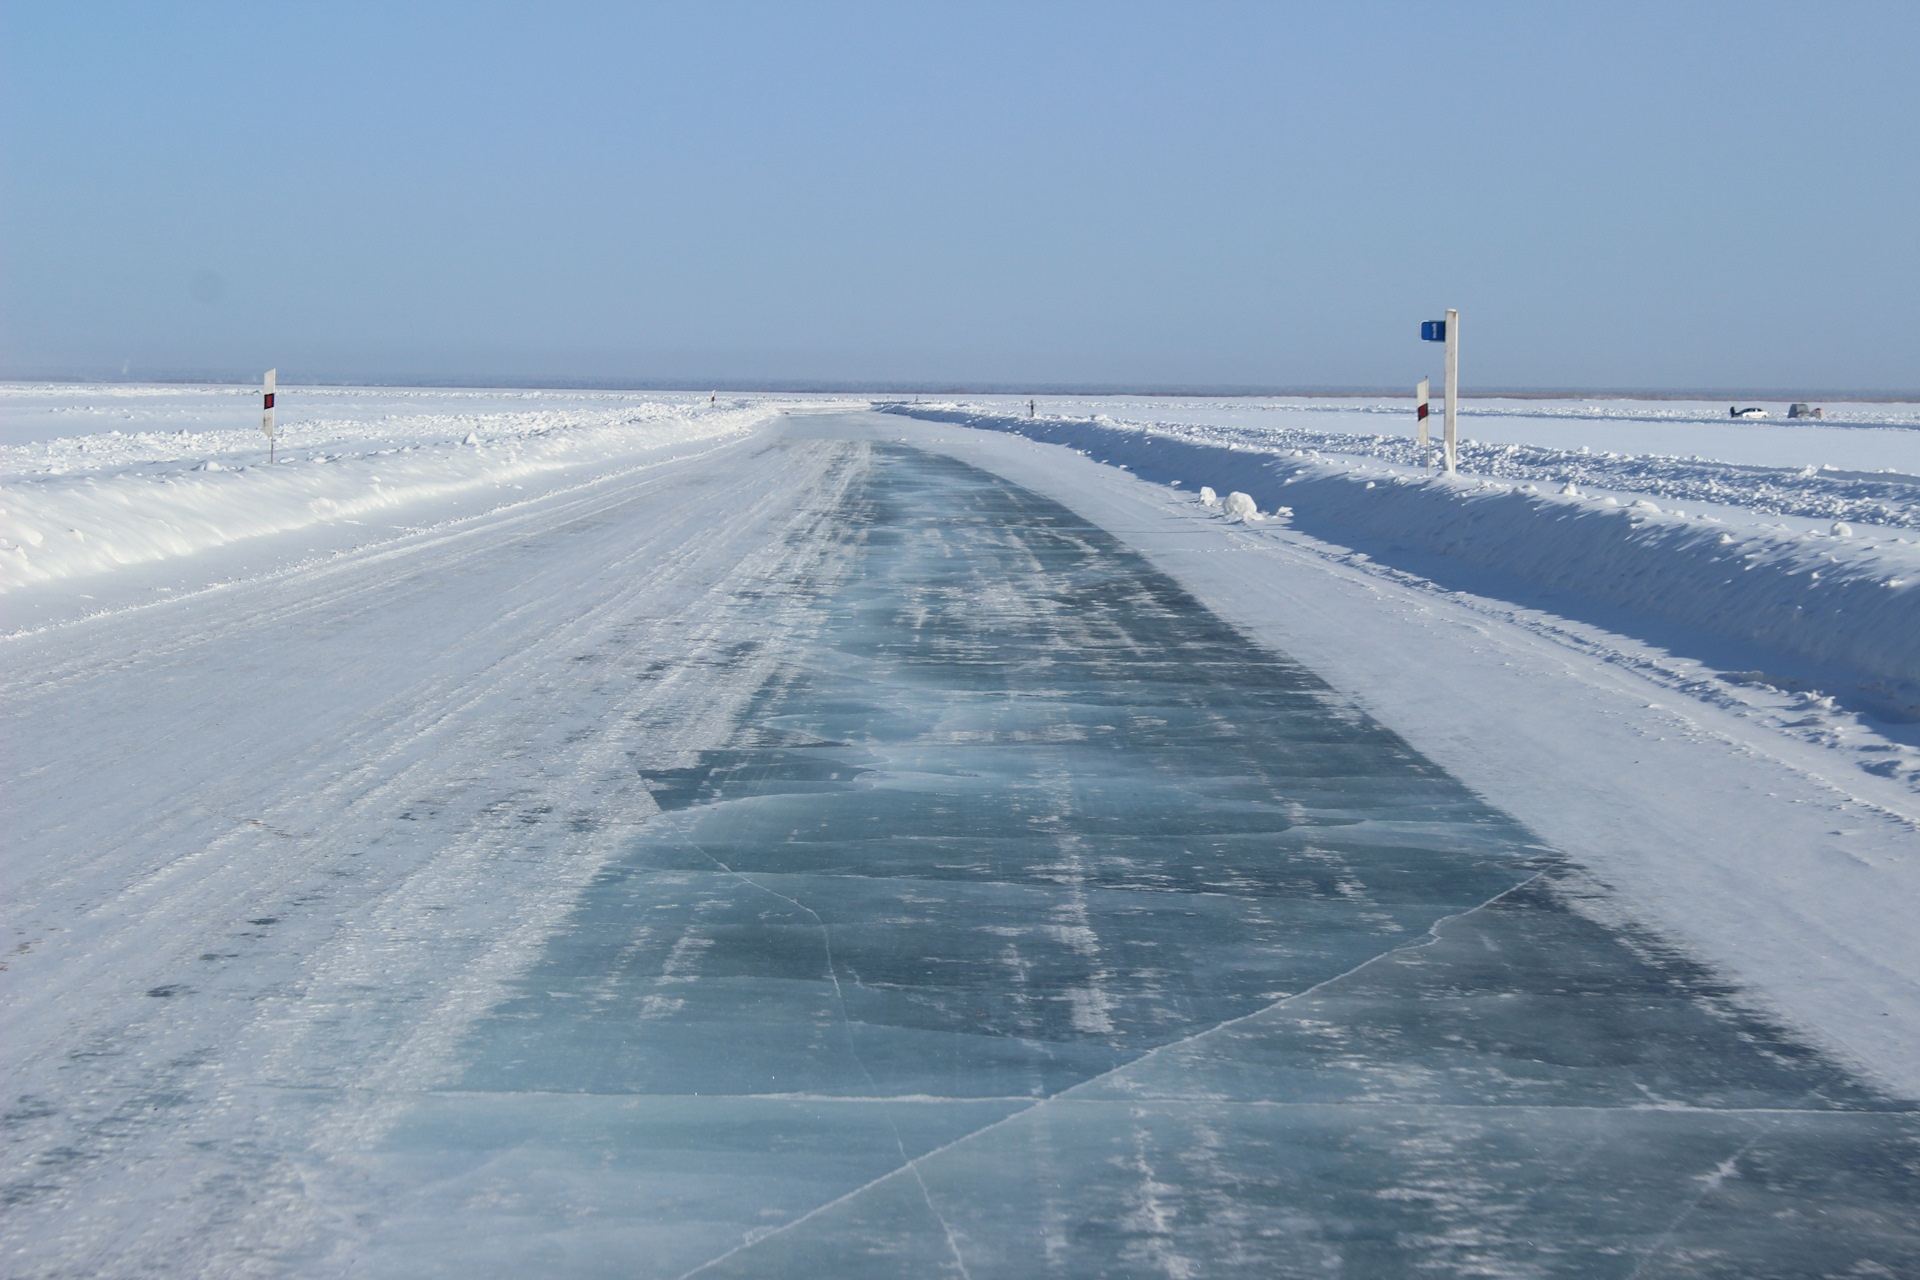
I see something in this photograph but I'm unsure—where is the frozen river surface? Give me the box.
[347,430,1915,1277]
[4,414,1915,1278]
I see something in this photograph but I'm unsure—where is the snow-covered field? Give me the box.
[4,383,1918,1275]
[954,393,1920,512]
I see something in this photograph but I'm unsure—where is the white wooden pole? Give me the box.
[1442,309,1458,475]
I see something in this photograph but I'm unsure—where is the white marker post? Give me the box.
[1418,312,1459,474]
[262,369,277,463]
[1415,376,1432,472]
[1443,308,1458,475]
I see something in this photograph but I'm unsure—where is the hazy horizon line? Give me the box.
[7,371,1920,403]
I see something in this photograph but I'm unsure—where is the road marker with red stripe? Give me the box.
[262,369,277,463]
[1415,377,1431,471]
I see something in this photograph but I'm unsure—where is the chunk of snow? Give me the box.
[1198,486,1219,507]
[1223,491,1259,521]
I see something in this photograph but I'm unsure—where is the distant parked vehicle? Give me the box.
[1788,402,1824,418]
[1731,405,1768,418]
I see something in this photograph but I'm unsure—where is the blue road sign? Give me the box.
[1421,320,1447,342]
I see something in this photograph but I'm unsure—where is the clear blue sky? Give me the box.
[4,1,1916,390]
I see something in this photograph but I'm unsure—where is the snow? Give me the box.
[935,394,1920,529]
[3,386,1918,1275]
[1221,490,1258,521]
[941,393,1920,477]
[0,383,798,617]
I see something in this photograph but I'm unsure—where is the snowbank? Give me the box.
[0,396,775,591]
[931,396,1920,529]
[886,405,1920,718]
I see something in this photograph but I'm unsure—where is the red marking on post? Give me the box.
[1416,403,1428,420]
[264,393,275,409]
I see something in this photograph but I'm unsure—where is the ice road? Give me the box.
[3,409,1916,1278]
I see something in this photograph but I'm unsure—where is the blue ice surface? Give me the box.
[342,429,1919,1278]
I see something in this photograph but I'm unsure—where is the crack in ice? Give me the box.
[686,842,977,1280]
